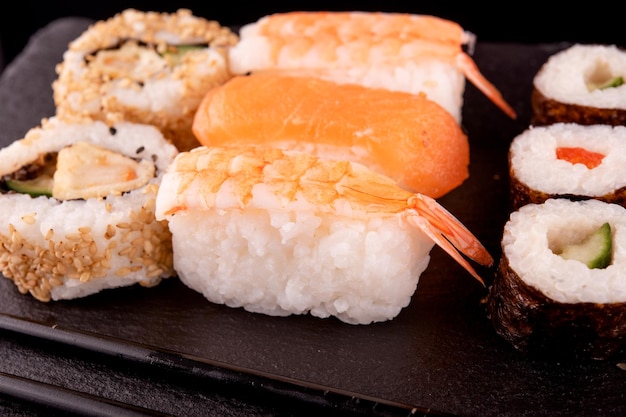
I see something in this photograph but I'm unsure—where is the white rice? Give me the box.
[166,208,433,325]
[502,198,626,304]
[0,117,178,301]
[509,123,626,196]
[155,146,438,325]
[533,44,626,109]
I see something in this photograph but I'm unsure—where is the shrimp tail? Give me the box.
[457,52,517,119]
[405,194,493,285]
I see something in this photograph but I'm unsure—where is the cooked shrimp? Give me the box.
[193,72,470,199]
[156,146,493,284]
[229,11,516,120]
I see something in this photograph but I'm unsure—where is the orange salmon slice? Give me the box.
[556,147,605,169]
[193,73,470,198]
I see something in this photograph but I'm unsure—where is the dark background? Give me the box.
[1,0,626,71]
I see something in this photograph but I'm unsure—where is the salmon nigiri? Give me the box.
[228,11,517,121]
[193,72,470,199]
[155,145,492,324]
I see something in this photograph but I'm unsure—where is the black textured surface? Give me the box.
[0,17,625,417]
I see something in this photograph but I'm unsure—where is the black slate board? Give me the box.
[0,17,625,417]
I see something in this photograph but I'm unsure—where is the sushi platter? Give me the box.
[0,15,625,417]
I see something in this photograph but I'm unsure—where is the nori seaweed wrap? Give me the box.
[508,123,626,211]
[486,198,626,360]
[531,44,626,126]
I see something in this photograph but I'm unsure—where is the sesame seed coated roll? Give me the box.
[52,8,239,152]
[0,117,178,302]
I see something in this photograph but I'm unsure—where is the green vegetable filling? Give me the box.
[159,44,206,67]
[558,222,612,269]
[5,177,53,197]
[598,76,624,90]
[1,153,56,197]
[587,76,624,91]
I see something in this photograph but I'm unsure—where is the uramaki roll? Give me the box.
[52,8,238,152]
[486,198,626,360]
[0,117,178,301]
[531,44,626,126]
[508,123,626,211]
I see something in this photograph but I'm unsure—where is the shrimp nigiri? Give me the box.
[228,11,517,121]
[193,72,470,199]
[155,146,492,325]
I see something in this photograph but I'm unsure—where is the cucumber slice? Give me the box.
[161,44,205,67]
[559,222,612,269]
[5,176,53,197]
[587,76,624,91]
[599,76,624,90]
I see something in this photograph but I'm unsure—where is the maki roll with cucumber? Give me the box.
[486,198,626,360]
[508,123,626,211]
[52,8,239,152]
[0,117,178,302]
[531,44,626,126]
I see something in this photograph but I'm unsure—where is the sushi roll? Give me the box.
[531,44,626,126]
[155,146,492,325]
[52,8,239,152]
[0,116,178,302]
[486,198,626,360]
[228,11,516,122]
[509,123,626,211]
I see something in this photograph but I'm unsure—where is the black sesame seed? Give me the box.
[109,127,117,135]
[136,146,145,154]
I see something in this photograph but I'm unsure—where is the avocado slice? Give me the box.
[5,175,53,197]
[559,222,612,269]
